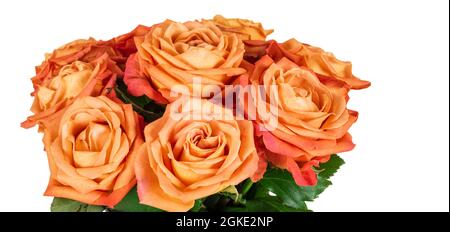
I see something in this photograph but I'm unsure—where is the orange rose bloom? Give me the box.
[240,43,358,186]
[210,15,273,40]
[30,38,125,92]
[42,96,143,207]
[21,53,122,129]
[281,38,371,89]
[126,19,246,102]
[135,99,258,211]
[22,25,154,129]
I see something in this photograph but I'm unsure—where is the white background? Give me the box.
[0,0,448,212]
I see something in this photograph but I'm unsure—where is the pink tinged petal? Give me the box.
[123,54,168,104]
[261,131,309,158]
[251,150,268,182]
[286,158,318,186]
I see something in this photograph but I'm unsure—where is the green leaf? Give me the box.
[250,155,344,211]
[114,79,165,122]
[317,155,345,179]
[50,198,104,212]
[262,168,325,203]
[190,199,204,212]
[258,168,313,206]
[112,186,164,212]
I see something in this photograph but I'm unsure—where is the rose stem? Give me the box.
[240,179,254,198]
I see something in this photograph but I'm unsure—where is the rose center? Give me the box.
[180,126,225,161]
[74,122,110,152]
[169,122,228,185]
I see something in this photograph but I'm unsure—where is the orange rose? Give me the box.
[281,38,371,89]
[135,98,258,211]
[22,25,155,129]
[30,38,125,92]
[21,53,123,129]
[126,19,246,102]
[42,96,143,207]
[210,15,273,40]
[239,42,358,186]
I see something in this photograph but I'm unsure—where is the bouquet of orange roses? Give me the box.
[22,15,370,212]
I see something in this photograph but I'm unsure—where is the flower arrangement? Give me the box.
[22,15,370,212]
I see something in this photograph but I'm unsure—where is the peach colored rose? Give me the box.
[239,42,358,186]
[209,15,273,40]
[135,99,258,211]
[21,54,123,129]
[42,96,143,207]
[30,38,125,92]
[125,19,246,102]
[281,38,371,89]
